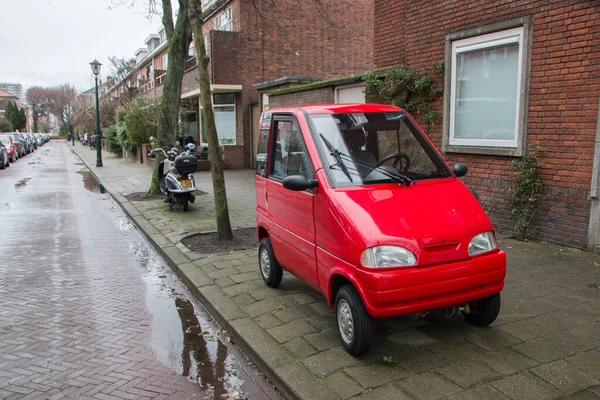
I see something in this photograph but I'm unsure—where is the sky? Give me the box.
[0,0,166,94]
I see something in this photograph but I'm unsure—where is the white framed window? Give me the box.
[444,18,532,156]
[214,6,232,31]
[201,0,217,11]
[161,53,168,70]
[200,93,236,145]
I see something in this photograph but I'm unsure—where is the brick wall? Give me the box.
[228,0,374,168]
[374,0,600,248]
[269,87,335,108]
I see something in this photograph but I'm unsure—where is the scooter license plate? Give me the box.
[181,178,191,187]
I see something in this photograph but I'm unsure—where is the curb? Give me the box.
[70,146,314,400]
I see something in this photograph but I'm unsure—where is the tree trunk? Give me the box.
[188,2,233,241]
[149,0,191,195]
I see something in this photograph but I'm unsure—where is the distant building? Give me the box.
[0,82,24,103]
[0,88,18,119]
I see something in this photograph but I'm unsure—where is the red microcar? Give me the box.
[255,104,506,356]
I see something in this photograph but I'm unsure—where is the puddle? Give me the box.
[78,170,106,194]
[132,240,264,399]
[15,178,31,189]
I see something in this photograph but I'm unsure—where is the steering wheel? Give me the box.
[373,152,411,172]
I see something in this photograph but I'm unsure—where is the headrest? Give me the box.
[342,128,366,150]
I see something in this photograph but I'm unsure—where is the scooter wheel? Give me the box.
[182,194,189,211]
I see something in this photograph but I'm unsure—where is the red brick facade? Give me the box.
[373,0,599,249]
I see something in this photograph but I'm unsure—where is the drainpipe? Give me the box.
[588,95,600,253]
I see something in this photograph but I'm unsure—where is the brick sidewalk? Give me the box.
[72,143,600,400]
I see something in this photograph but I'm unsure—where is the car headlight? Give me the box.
[360,246,417,268]
[468,231,498,256]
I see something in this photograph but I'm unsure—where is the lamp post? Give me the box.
[90,59,103,167]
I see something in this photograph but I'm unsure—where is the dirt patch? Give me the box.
[126,190,207,202]
[182,227,258,254]
[125,192,164,201]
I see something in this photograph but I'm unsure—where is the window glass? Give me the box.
[454,44,519,141]
[214,106,235,144]
[271,120,312,180]
[214,6,233,31]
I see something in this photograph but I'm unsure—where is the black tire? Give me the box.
[12,154,17,162]
[258,237,283,288]
[182,194,189,211]
[463,293,501,327]
[0,161,4,170]
[335,285,374,357]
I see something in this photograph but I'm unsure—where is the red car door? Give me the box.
[266,115,319,290]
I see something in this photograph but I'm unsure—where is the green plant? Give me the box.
[124,97,159,151]
[508,148,544,241]
[364,63,443,123]
[0,117,13,132]
[383,356,393,364]
[104,124,122,155]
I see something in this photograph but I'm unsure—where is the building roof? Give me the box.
[0,88,17,98]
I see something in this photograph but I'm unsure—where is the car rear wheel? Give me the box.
[258,237,283,288]
[335,285,373,357]
[463,293,501,326]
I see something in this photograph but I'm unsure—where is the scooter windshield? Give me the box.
[310,112,451,187]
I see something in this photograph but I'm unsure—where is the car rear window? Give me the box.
[0,136,9,145]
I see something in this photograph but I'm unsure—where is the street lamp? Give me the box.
[90,59,103,167]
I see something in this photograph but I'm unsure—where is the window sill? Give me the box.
[443,144,523,157]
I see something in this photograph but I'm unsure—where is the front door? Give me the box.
[266,115,318,289]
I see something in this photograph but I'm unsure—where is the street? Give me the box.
[0,141,279,399]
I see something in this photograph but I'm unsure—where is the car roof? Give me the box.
[267,103,404,115]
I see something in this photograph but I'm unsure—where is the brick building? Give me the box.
[103,0,373,169]
[266,1,600,251]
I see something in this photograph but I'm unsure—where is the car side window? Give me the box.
[270,118,313,181]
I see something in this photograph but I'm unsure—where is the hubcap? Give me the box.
[260,248,271,278]
[337,299,354,344]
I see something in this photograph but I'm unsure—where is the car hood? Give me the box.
[330,179,494,265]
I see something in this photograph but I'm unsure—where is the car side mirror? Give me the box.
[453,163,468,177]
[282,175,319,191]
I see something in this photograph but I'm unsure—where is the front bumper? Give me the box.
[359,251,506,318]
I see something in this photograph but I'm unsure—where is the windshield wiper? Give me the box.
[338,153,412,186]
[320,133,353,182]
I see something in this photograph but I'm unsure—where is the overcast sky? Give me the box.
[0,0,166,94]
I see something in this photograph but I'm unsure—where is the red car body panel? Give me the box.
[255,104,507,319]
[0,135,16,159]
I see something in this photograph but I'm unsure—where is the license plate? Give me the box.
[181,179,191,187]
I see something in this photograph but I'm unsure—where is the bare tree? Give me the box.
[26,87,50,133]
[47,84,76,135]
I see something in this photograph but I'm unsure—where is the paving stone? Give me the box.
[476,349,539,376]
[235,264,259,274]
[305,314,336,331]
[213,259,244,269]
[426,338,487,362]
[214,276,235,288]
[561,390,600,399]
[465,329,523,351]
[303,329,341,352]
[254,313,283,330]
[388,329,438,347]
[197,285,247,321]
[529,311,591,333]
[513,338,576,363]
[532,359,600,395]
[302,347,360,377]
[230,272,259,284]
[499,320,555,341]
[436,359,504,389]
[567,351,600,380]
[395,371,462,400]
[177,262,212,288]
[345,364,407,388]
[546,331,600,353]
[274,362,338,400]
[222,280,263,297]
[232,293,257,307]
[283,337,318,360]
[242,298,284,318]
[395,348,450,374]
[281,292,318,306]
[492,371,564,400]
[206,267,239,281]
[249,287,283,301]
[324,372,364,399]
[352,384,410,399]
[308,301,335,316]
[161,246,190,265]
[267,320,317,344]
[272,305,314,323]
[229,319,294,370]
[444,384,511,400]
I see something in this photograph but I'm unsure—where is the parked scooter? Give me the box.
[148,141,198,211]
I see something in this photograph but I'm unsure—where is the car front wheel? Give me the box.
[258,237,283,288]
[335,285,373,357]
[463,293,501,326]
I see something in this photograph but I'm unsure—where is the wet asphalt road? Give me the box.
[0,142,279,399]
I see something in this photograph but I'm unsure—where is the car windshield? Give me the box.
[0,136,9,145]
[310,112,451,187]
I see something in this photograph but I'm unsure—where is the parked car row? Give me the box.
[0,132,51,169]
